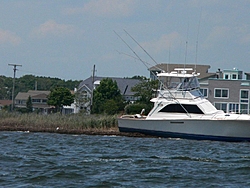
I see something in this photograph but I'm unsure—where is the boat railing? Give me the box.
[158,90,199,100]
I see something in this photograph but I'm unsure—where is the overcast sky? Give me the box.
[1,0,250,80]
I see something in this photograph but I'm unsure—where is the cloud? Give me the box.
[31,20,77,38]
[203,26,232,48]
[236,24,250,44]
[140,32,181,54]
[65,0,136,17]
[0,29,21,45]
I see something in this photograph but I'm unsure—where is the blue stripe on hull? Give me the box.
[119,127,250,142]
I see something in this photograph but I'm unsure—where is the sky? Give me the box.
[1,0,250,81]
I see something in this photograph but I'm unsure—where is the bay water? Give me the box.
[0,131,250,187]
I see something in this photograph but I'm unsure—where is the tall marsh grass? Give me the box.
[0,111,119,133]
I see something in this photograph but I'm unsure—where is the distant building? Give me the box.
[76,76,141,114]
[15,90,76,114]
[15,90,52,114]
[203,68,250,114]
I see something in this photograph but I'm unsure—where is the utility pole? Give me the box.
[8,64,22,111]
[90,65,96,114]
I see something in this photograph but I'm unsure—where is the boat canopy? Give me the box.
[157,68,200,91]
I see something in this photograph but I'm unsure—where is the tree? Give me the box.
[47,87,74,113]
[92,78,124,114]
[131,79,159,104]
[125,79,159,115]
[26,95,33,113]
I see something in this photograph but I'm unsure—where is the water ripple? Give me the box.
[0,132,250,187]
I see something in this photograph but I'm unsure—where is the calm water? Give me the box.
[0,132,250,187]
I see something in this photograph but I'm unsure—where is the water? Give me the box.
[0,132,250,187]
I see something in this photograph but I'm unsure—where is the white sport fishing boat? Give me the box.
[118,68,250,142]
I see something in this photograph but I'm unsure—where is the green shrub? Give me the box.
[124,103,152,115]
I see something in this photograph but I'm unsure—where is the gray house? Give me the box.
[202,68,250,114]
[76,76,141,113]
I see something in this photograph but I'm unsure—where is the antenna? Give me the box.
[184,21,189,70]
[195,8,202,73]
[167,44,171,73]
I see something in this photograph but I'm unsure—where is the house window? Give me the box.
[214,88,229,98]
[42,99,47,103]
[240,90,249,114]
[224,74,229,80]
[200,88,208,98]
[232,74,237,80]
[32,99,41,103]
[229,103,239,113]
[214,102,227,112]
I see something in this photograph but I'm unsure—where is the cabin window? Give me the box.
[159,104,204,114]
[200,88,208,98]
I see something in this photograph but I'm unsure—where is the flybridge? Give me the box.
[157,68,200,78]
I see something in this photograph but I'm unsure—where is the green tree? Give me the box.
[124,79,159,115]
[131,79,159,104]
[26,95,33,113]
[92,78,124,114]
[47,87,74,113]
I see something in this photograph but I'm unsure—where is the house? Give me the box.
[202,68,250,114]
[15,90,77,114]
[76,76,142,113]
[15,90,52,114]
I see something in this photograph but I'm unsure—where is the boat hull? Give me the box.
[118,118,250,142]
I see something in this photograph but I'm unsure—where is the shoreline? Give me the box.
[0,113,156,138]
[0,125,153,138]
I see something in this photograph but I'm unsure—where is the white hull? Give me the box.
[118,118,250,141]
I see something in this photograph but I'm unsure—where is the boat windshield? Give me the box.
[159,76,200,91]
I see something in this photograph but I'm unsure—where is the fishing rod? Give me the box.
[116,50,164,72]
[123,29,160,68]
[114,30,191,117]
[113,30,150,70]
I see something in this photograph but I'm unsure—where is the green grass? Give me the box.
[0,111,119,133]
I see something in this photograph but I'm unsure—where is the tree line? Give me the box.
[0,74,81,100]
[0,74,158,115]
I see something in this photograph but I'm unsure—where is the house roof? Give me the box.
[78,76,141,96]
[149,63,216,80]
[0,100,12,106]
[15,90,50,100]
